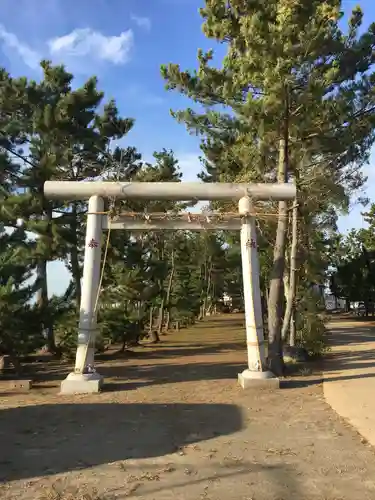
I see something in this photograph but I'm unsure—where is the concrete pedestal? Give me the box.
[7,379,33,391]
[238,369,280,389]
[60,372,103,395]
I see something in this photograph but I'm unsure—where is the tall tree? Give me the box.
[0,61,143,352]
[161,0,375,374]
[0,150,42,366]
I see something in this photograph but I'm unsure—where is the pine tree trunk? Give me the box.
[199,298,208,320]
[200,260,212,320]
[157,297,165,335]
[282,201,298,344]
[70,203,81,307]
[36,259,56,353]
[156,236,166,337]
[149,306,154,334]
[283,273,290,304]
[267,137,288,376]
[164,250,175,332]
[36,208,57,354]
[290,309,297,346]
[165,310,171,330]
[265,285,270,313]
[150,330,160,343]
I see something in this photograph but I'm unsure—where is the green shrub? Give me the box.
[295,290,329,357]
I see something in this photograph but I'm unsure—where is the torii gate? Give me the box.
[44,181,296,394]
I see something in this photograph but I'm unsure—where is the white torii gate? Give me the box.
[44,181,296,394]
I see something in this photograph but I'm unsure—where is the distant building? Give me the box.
[324,293,346,311]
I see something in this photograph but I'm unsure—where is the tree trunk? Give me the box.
[265,286,270,312]
[150,330,160,343]
[156,236,166,336]
[149,306,154,334]
[165,310,171,330]
[200,260,213,320]
[267,137,288,376]
[283,272,290,303]
[199,301,206,320]
[290,309,297,346]
[36,259,56,353]
[282,201,298,344]
[36,207,57,354]
[70,246,81,306]
[164,249,175,332]
[70,203,82,307]
[157,297,165,335]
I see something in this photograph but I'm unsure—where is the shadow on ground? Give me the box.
[323,326,375,374]
[102,360,246,392]
[28,359,247,392]
[326,326,375,346]
[100,341,246,361]
[0,402,243,482]
[282,324,375,389]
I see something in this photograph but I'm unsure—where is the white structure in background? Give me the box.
[44,181,296,394]
[222,292,233,307]
[325,294,346,311]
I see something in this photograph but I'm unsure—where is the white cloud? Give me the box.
[48,28,134,65]
[0,24,40,69]
[131,14,151,31]
[0,25,134,73]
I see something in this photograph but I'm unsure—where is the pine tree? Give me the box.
[0,151,42,366]
[161,0,375,374]
[0,60,144,353]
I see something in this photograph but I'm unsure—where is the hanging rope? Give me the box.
[86,208,305,221]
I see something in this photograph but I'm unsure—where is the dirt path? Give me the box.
[324,319,375,448]
[1,315,375,500]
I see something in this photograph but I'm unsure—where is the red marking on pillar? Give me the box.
[88,238,99,248]
[246,239,256,249]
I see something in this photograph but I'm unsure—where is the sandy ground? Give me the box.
[324,319,375,448]
[1,315,375,500]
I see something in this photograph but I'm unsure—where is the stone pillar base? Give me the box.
[238,369,280,389]
[60,372,103,395]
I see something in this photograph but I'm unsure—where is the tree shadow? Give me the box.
[27,341,247,385]
[282,371,375,389]
[292,325,375,387]
[326,327,375,347]
[97,341,247,362]
[131,341,246,359]
[103,360,246,392]
[187,316,244,328]
[330,315,375,323]
[0,402,243,482]
[28,351,247,389]
[323,326,375,373]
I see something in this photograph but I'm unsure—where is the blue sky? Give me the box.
[0,0,374,296]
